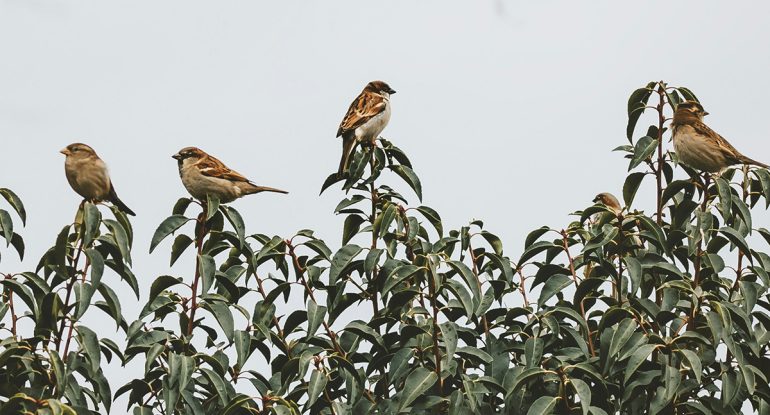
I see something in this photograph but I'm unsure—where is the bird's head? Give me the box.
[364,80,396,96]
[60,143,97,159]
[674,100,708,120]
[172,147,206,163]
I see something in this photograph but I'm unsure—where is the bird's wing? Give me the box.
[336,91,387,137]
[692,121,744,163]
[198,155,251,182]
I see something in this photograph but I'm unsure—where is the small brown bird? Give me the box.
[593,192,622,214]
[336,80,396,175]
[61,143,135,216]
[672,101,768,172]
[172,147,287,203]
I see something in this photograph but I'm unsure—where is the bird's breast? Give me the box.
[356,102,391,142]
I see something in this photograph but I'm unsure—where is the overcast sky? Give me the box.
[2,1,770,413]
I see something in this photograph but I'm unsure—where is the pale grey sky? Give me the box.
[2,1,770,413]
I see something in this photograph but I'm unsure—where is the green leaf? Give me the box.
[200,368,229,407]
[608,319,636,358]
[718,227,750,255]
[49,349,66,395]
[82,202,101,247]
[624,344,658,383]
[524,337,544,368]
[374,204,398,240]
[104,219,132,264]
[715,177,732,220]
[626,83,655,139]
[526,396,559,415]
[307,299,327,338]
[307,369,328,408]
[73,282,95,320]
[342,215,365,245]
[329,244,362,284]
[537,274,571,307]
[149,275,184,299]
[389,165,423,202]
[149,215,191,253]
[169,234,194,266]
[234,330,251,369]
[0,210,12,246]
[623,172,646,207]
[345,320,385,349]
[221,394,254,415]
[447,260,480,305]
[220,205,245,247]
[76,325,101,372]
[398,367,438,411]
[628,136,658,170]
[416,206,443,237]
[624,257,642,296]
[678,349,702,384]
[0,188,26,224]
[319,172,344,195]
[205,301,234,341]
[198,254,215,294]
[439,322,458,364]
[570,378,591,415]
[205,194,220,220]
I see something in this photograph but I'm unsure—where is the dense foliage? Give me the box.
[2,81,770,414]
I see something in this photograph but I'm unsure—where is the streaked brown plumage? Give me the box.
[672,101,768,172]
[61,143,135,216]
[336,80,396,175]
[172,147,287,203]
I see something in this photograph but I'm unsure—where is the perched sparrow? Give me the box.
[172,147,287,203]
[672,101,768,172]
[336,80,396,175]
[60,143,135,216]
[593,192,622,214]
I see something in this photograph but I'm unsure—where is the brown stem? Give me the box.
[187,207,207,337]
[56,226,86,353]
[730,166,751,297]
[61,256,91,360]
[466,240,490,336]
[561,230,595,357]
[426,268,444,393]
[5,275,17,338]
[655,82,666,225]
[287,242,344,356]
[689,175,711,330]
[516,269,530,308]
[369,146,380,316]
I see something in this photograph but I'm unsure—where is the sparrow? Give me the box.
[336,80,396,175]
[172,147,287,203]
[672,100,768,173]
[60,143,135,216]
[593,192,622,214]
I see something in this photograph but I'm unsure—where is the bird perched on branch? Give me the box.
[672,101,768,173]
[61,143,135,216]
[593,192,622,215]
[336,80,396,175]
[172,147,287,203]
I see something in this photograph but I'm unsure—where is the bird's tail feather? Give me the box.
[108,186,136,216]
[338,137,357,176]
[740,155,769,169]
[248,185,289,195]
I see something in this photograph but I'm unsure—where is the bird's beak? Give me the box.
[172,153,182,160]
[703,111,709,116]
[388,89,397,94]
[60,148,71,156]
